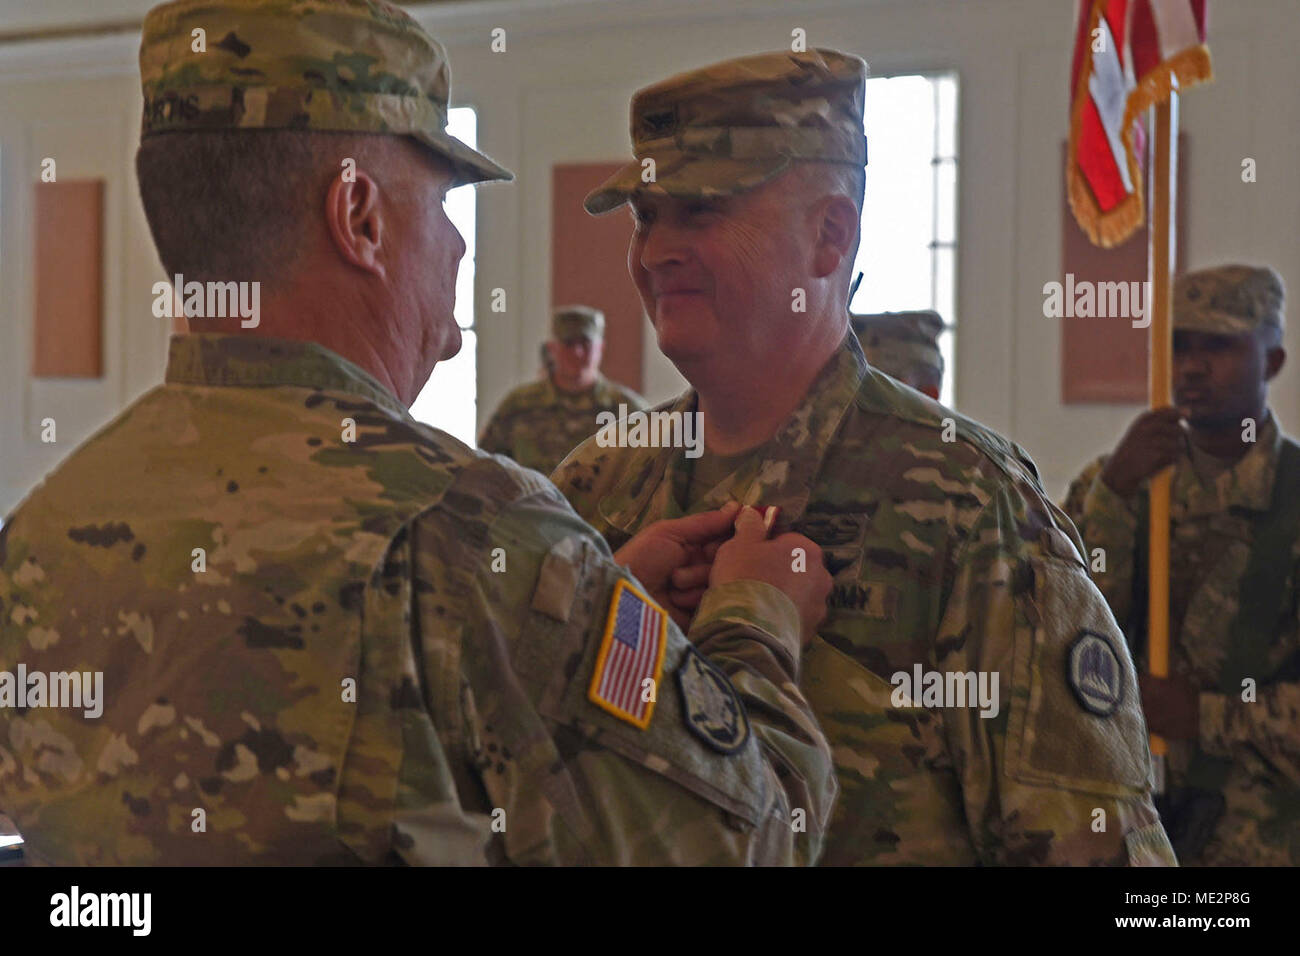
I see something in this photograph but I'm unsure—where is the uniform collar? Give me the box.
[1176,411,1282,517]
[164,333,410,420]
[596,332,867,534]
[544,373,607,404]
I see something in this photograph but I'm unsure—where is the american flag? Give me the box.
[1067,0,1212,247]
[589,581,666,728]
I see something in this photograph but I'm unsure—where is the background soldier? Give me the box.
[479,306,648,473]
[851,310,947,400]
[1062,263,1300,865]
[0,0,836,866]
[555,48,1174,865]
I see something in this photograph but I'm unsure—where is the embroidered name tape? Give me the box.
[588,579,668,729]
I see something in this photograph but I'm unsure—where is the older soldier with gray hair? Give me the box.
[0,0,837,866]
[1063,263,1299,865]
[555,48,1175,865]
[480,306,648,473]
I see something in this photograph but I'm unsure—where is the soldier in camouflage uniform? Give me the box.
[851,310,947,400]
[479,306,648,473]
[557,49,1175,865]
[1062,264,1299,865]
[0,0,838,866]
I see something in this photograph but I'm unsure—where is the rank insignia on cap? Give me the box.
[1067,630,1125,717]
[589,579,668,729]
[677,645,751,754]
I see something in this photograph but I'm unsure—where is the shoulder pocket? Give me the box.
[533,551,768,828]
[1004,555,1153,796]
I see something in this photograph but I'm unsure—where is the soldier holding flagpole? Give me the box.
[1063,1,1300,865]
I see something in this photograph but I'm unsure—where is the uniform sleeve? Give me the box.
[549,436,613,525]
[415,478,834,865]
[687,579,837,851]
[1200,681,1300,779]
[941,481,1175,866]
[1067,456,1140,630]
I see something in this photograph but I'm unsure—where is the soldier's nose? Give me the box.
[640,227,689,272]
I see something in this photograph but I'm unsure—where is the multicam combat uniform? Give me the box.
[0,335,835,865]
[479,375,649,475]
[1062,264,1300,865]
[1064,426,1300,864]
[0,0,835,865]
[571,46,1173,865]
[556,335,1175,865]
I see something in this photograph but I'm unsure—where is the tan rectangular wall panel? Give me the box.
[1060,140,1187,404]
[552,163,643,393]
[33,179,104,378]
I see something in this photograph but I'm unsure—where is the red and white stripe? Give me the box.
[596,597,662,719]
[1068,1,1210,244]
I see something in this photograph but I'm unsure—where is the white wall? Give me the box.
[1012,0,1300,498]
[0,32,164,514]
[1,0,1297,514]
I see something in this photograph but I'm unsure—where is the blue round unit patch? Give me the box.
[676,645,751,754]
[1067,630,1125,717]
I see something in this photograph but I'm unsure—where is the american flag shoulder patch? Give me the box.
[588,579,668,729]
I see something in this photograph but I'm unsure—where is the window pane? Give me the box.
[411,107,477,444]
[936,159,957,245]
[854,75,937,313]
[934,244,956,407]
[933,244,956,325]
[937,329,955,408]
[445,107,478,333]
[411,328,477,445]
[852,72,959,409]
[936,75,958,159]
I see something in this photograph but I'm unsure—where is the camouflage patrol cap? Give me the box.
[138,0,512,186]
[584,49,868,215]
[851,310,947,383]
[1174,264,1285,336]
[552,305,605,342]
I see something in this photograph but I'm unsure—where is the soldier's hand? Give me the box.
[1099,408,1188,499]
[666,514,767,618]
[666,561,712,620]
[711,506,831,646]
[614,502,741,629]
[1138,672,1200,740]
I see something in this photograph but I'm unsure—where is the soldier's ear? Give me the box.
[1265,345,1286,381]
[324,168,386,279]
[810,194,858,281]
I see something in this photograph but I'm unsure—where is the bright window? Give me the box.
[851,73,959,406]
[409,107,478,443]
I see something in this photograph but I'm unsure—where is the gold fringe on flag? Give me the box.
[1067,0,1213,249]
